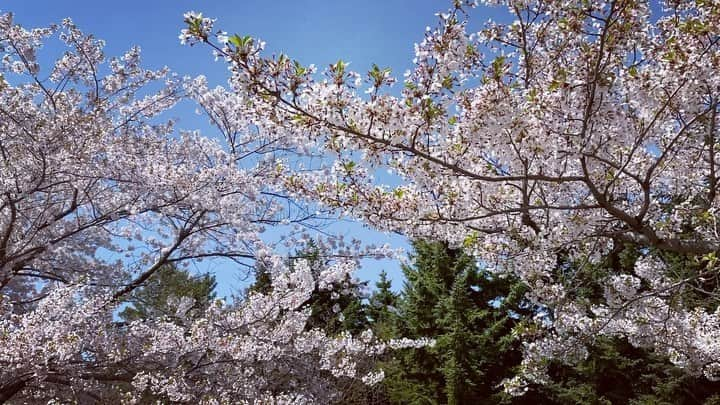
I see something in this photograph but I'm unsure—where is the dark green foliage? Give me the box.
[296,242,369,335]
[247,240,369,336]
[530,242,720,404]
[380,240,530,404]
[246,239,720,404]
[655,248,720,312]
[119,264,217,322]
[247,265,273,296]
[372,240,720,405]
[528,336,720,405]
[367,270,399,340]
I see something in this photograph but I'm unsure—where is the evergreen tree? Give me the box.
[367,270,398,340]
[526,244,720,404]
[381,240,531,404]
[533,336,720,405]
[119,264,217,322]
[247,265,273,296]
[246,240,720,405]
[246,240,369,335]
[295,241,369,335]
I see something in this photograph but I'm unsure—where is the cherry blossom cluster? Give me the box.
[0,12,426,402]
[1,257,415,402]
[184,0,720,395]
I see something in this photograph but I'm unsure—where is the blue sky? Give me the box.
[5,0,447,87]
[3,0,502,297]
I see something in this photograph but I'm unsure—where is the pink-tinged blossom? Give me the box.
[183,0,720,395]
[0,14,430,402]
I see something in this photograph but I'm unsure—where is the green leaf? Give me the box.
[229,34,242,48]
[332,59,347,75]
[293,60,307,76]
[369,64,392,86]
[465,43,477,56]
[527,88,538,101]
[442,75,454,89]
[229,34,253,52]
[343,161,356,173]
[463,232,479,249]
[492,56,506,72]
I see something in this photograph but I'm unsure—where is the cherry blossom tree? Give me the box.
[0,12,419,403]
[184,0,720,394]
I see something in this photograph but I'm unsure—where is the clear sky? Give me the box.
[5,0,449,88]
[2,0,502,297]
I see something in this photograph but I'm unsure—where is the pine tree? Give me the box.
[243,240,720,404]
[246,240,369,335]
[527,244,720,404]
[247,265,273,296]
[367,270,398,340]
[381,240,531,404]
[533,335,720,405]
[119,264,217,323]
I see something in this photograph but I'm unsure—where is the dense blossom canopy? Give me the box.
[0,12,418,403]
[183,0,720,394]
[3,0,720,401]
